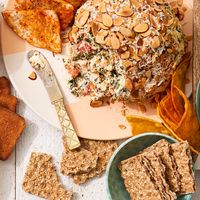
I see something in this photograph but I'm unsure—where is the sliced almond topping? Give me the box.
[28,71,37,80]
[111,34,120,50]
[97,29,109,37]
[170,1,177,8]
[141,29,151,37]
[167,48,173,53]
[76,11,83,21]
[151,36,160,48]
[79,10,90,26]
[121,51,130,59]
[154,6,162,12]
[102,14,113,27]
[182,6,187,12]
[186,35,193,41]
[99,22,109,30]
[72,26,79,34]
[177,8,184,21]
[117,6,133,17]
[91,22,99,36]
[165,18,174,26]
[99,2,106,13]
[123,60,132,68]
[113,17,124,26]
[125,78,133,91]
[177,0,183,6]
[145,70,151,78]
[68,30,74,42]
[105,36,111,46]
[131,0,140,7]
[137,38,143,46]
[95,35,106,44]
[119,45,128,53]
[95,13,103,22]
[132,52,140,61]
[119,27,133,38]
[116,32,124,42]
[127,0,132,7]
[155,0,164,4]
[138,49,144,56]
[90,100,103,107]
[104,0,110,3]
[134,23,149,33]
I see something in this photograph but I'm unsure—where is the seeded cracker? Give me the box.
[142,151,176,199]
[61,146,98,175]
[72,140,118,184]
[23,153,72,200]
[120,155,163,200]
[143,139,180,192]
[171,141,196,195]
[62,138,118,184]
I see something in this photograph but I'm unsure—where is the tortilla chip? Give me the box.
[159,92,181,124]
[0,77,10,95]
[2,10,61,53]
[16,0,74,30]
[174,86,200,150]
[126,115,171,136]
[158,86,200,153]
[171,53,191,117]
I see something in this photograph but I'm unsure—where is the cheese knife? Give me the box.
[27,50,81,150]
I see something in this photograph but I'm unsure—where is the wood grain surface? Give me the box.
[193,0,200,105]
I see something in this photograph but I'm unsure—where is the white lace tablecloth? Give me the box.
[0,1,200,200]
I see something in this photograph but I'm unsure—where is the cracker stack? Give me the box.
[61,137,118,184]
[120,140,196,200]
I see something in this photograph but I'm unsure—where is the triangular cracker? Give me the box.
[2,10,61,53]
[23,152,72,200]
[16,0,74,30]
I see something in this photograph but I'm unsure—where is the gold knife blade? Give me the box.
[27,50,81,150]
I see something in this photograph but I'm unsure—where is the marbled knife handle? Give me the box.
[52,99,80,150]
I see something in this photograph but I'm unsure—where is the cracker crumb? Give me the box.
[118,124,127,130]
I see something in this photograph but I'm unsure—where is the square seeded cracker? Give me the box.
[143,139,180,192]
[120,155,163,200]
[61,147,98,175]
[62,139,118,184]
[141,151,176,199]
[171,141,196,195]
[23,152,72,200]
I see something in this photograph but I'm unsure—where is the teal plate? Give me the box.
[106,133,192,200]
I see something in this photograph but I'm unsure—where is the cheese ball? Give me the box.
[65,0,185,103]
